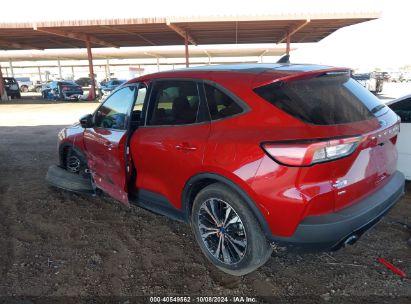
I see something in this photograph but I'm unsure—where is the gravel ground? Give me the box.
[0,92,410,303]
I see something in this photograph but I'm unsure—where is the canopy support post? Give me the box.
[286,34,291,55]
[0,64,7,101]
[38,66,42,82]
[86,38,96,100]
[57,58,62,79]
[185,33,189,68]
[9,60,14,77]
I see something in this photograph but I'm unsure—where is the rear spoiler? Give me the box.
[253,68,351,89]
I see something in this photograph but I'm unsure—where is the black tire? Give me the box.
[191,183,272,276]
[46,165,94,193]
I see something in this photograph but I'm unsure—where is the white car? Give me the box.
[387,94,411,180]
[352,72,383,93]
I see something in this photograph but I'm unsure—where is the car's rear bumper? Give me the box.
[269,170,405,250]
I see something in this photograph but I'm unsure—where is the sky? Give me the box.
[0,0,408,70]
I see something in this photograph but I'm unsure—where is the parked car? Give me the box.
[3,77,21,99]
[352,72,383,93]
[15,77,32,92]
[75,77,100,88]
[400,72,411,83]
[46,64,404,275]
[41,81,83,101]
[75,77,92,87]
[389,72,403,83]
[387,94,411,180]
[29,80,48,93]
[99,79,127,101]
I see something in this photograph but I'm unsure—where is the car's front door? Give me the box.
[130,79,210,209]
[84,84,141,204]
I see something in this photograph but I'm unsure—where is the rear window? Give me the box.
[204,83,244,120]
[254,74,382,125]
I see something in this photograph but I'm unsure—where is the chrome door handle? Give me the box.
[175,144,197,151]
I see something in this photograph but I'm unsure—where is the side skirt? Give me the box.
[129,189,186,222]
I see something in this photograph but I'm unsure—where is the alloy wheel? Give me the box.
[197,198,247,265]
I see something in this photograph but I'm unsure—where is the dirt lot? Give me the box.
[0,94,410,303]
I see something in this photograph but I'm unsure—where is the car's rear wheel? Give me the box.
[191,183,272,276]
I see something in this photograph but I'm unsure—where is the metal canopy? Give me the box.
[0,13,380,50]
[0,46,289,61]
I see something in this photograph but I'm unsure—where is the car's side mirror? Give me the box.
[79,114,93,128]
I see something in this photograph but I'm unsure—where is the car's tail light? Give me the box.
[261,136,361,166]
[390,135,398,145]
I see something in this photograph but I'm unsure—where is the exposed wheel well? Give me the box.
[184,178,218,218]
[59,144,87,169]
[182,173,272,240]
[61,145,71,167]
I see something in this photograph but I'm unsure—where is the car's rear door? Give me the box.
[130,79,210,209]
[84,84,142,204]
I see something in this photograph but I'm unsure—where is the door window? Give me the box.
[130,85,147,126]
[147,80,200,126]
[94,86,136,130]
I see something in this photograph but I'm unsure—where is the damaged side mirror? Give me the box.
[79,114,93,128]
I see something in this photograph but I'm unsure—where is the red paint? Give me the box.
[378,257,406,278]
[58,64,400,238]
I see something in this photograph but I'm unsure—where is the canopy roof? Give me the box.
[0,13,380,50]
[0,46,289,61]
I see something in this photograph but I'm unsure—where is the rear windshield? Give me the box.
[254,74,384,125]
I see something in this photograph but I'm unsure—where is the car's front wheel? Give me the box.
[191,183,272,276]
[65,147,87,175]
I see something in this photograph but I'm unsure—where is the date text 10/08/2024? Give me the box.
[149,296,257,303]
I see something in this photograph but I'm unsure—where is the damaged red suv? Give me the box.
[47,64,405,275]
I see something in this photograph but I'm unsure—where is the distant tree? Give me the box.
[374,67,381,71]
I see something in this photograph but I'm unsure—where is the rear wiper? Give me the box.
[371,104,386,114]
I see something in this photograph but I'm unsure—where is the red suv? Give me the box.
[47,64,405,275]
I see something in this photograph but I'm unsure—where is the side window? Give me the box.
[134,86,147,111]
[94,86,136,130]
[130,85,147,124]
[147,80,200,126]
[390,98,411,123]
[204,83,243,120]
